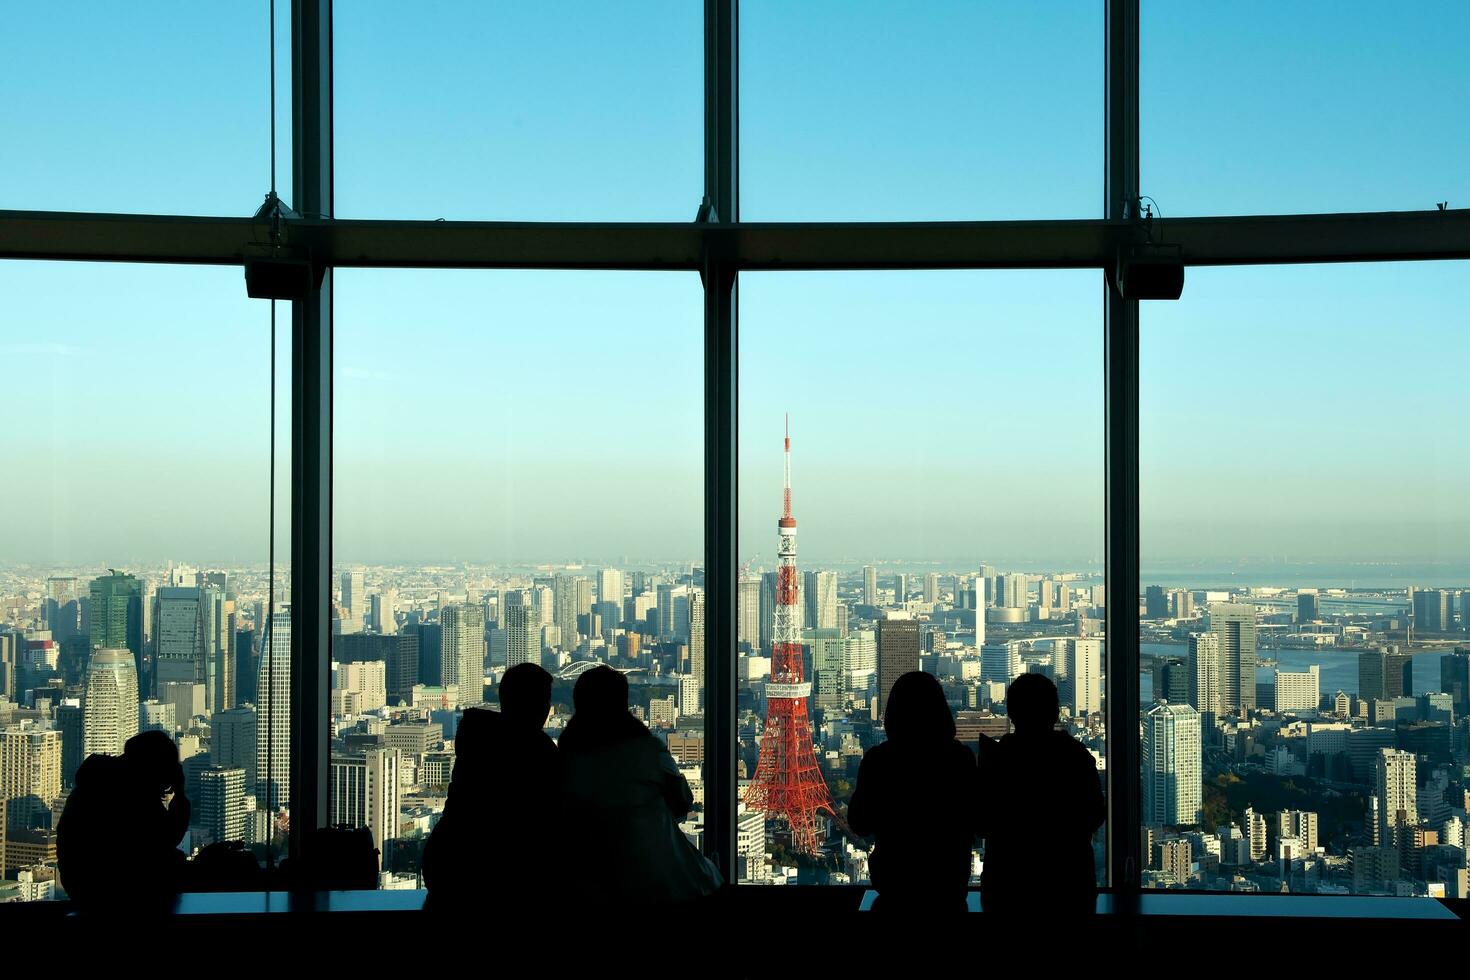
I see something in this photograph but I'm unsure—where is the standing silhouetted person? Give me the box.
[848,671,981,912]
[559,665,721,905]
[980,673,1104,918]
[57,730,190,912]
[422,662,559,911]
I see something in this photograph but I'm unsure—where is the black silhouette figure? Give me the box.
[979,673,1105,918]
[57,730,190,911]
[421,662,559,910]
[558,665,722,904]
[187,840,265,892]
[848,670,981,912]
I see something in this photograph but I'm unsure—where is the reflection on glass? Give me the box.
[1140,262,1470,896]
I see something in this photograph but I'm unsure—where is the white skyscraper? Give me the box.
[330,747,402,869]
[1188,632,1221,716]
[737,578,761,650]
[803,570,838,630]
[599,569,625,610]
[505,603,542,669]
[256,607,292,811]
[862,566,877,607]
[1274,665,1320,713]
[974,571,986,649]
[440,604,485,706]
[1143,702,1202,826]
[84,648,139,757]
[1374,748,1417,847]
[1061,638,1103,717]
[370,589,398,635]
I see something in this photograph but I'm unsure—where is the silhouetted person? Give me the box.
[559,665,721,905]
[57,730,190,911]
[979,673,1105,918]
[421,662,559,911]
[848,671,980,912]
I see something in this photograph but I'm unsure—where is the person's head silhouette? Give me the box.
[883,670,956,744]
[499,662,553,730]
[123,729,184,805]
[561,665,647,751]
[1006,673,1060,735]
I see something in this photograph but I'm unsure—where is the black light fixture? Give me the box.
[1113,197,1185,301]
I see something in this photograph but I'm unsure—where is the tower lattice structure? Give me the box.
[744,418,834,855]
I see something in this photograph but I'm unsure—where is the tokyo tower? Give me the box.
[744,417,834,855]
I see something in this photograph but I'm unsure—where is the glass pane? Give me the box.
[737,271,1106,894]
[332,270,704,890]
[1143,0,1470,215]
[335,1,702,220]
[741,1,1102,220]
[1140,261,1470,896]
[2,3,291,215]
[0,262,291,903]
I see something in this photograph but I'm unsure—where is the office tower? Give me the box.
[555,575,581,648]
[689,590,705,706]
[1167,589,1192,619]
[234,628,258,705]
[334,661,388,715]
[1057,582,1073,613]
[330,747,401,870]
[1274,665,1320,713]
[1360,647,1412,703]
[835,602,849,639]
[892,573,907,607]
[863,566,877,607]
[212,706,257,789]
[336,633,420,706]
[1157,839,1191,885]
[737,577,762,651]
[1442,648,1470,719]
[440,604,485,706]
[256,607,292,811]
[1277,810,1319,853]
[83,648,139,757]
[1143,702,1202,826]
[1297,590,1320,623]
[876,617,920,717]
[1153,656,1190,705]
[504,603,541,669]
[1,725,62,832]
[980,641,1022,687]
[55,702,83,787]
[370,589,398,635]
[414,622,443,687]
[1209,603,1257,714]
[160,681,206,727]
[201,585,230,713]
[974,580,986,649]
[844,629,877,681]
[677,675,701,717]
[1413,589,1451,633]
[744,421,832,856]
[1374,748,1417,848]
[199,767,247,844]
[154,586,203,691]
[1005,572,1029,609]
[341,569,364,623]
[140,699,176,734]
[803,571,838,630]
[1061,638,1102,717]
[977,565,997,607]
[599,568,625,611]
[808,628,845,715]
[925,573,944,605]
[1143,585,1168,619]
[89,570,144,675]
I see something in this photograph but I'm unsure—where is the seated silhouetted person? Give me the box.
[57,730,190,911]
[421,662,559,911]
[559,665,722,905]
[980,673,1105,918]
[848,671,981,912]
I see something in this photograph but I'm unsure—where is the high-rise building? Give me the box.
[440,604,485,706]
[923,573,939,605]
[330,747,401,869]
[89,570,144,677]
[1441,648,1470,719]
[1168,590,1193,619]
[1359,647,1412,703]
[140,699,176,734]
[1276,809,1319,853]
[806,628,845,715]
[341,570,365,624]
[862,566,877,608]
[335,633,420,706]
[689,590,705,707]
[1413,589,1451,633]
[504,603,541,669]
[83,648,139,757]
[1143,702,1202,826]
[599,569,625,612]
[1061,638,1102,717]
[892,573,907,607]
[1209,603,1257,714]
[1153,656,1190,705]
[1297,590,1320,623]
[1003,573,1029,610]
[370,589,398,635]
[212,706,257,790]
[737,577,761,651]
[1,725,62,832]
[554,575,581,649]
[1245,806,1268,861]
[1145,585,1169,618]
[55,702,84,787]
[256,607,292,811]
[1274,665,1320,713]
[1373,748,1417,848]
[154,586,204,691]
[980,641,1022,687]
[199,767,247,844]
[1156,838,1191,885]
[803,571,837,630]
[875,617,919,717]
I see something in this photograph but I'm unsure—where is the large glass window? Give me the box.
[1139,262,1470,895]
[1143,0,1470,215]
[335,1,702,220]
[741,1,1102,220]
[331,270,705,887]
[0,262,292,902]
[736,271,1105,886]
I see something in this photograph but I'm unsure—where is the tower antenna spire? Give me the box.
[783,414,792,520]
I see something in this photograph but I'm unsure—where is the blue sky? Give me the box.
[1,3,1466,566]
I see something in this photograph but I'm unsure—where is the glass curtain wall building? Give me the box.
[1,0,1467,906]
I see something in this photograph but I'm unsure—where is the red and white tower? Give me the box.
[744,417,834,856]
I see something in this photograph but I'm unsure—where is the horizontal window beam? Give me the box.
[2,208,1467,270]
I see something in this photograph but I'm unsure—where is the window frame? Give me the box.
[1,0,1467,893]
